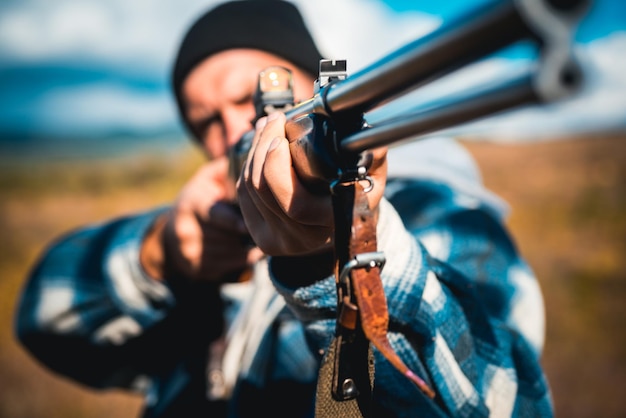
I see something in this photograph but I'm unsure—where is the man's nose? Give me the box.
[222,107,254,148]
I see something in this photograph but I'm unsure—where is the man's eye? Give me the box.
[194,115,221,137]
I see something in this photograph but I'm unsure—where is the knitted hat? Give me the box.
[171,0,324,137]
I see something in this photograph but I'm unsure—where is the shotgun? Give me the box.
[229,0,589,189]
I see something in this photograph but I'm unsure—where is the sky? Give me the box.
[0,0,624,151]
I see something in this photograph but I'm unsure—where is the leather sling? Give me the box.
[314,170,435,417]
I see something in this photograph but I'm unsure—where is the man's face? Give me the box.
[181,49,316,159]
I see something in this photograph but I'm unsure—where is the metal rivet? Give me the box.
[342,378,358,398]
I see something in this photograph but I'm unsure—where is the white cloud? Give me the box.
[34,84,178,134]
[0,0,215,72]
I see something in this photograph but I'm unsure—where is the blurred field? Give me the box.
[465,135,626,417]
[0,134,624,417]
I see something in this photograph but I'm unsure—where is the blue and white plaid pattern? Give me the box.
[15,138,553,417]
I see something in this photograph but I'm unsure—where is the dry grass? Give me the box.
[0,134,624,417]
[464,135,626,417]
[0,144,203,418]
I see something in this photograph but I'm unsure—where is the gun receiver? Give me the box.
[230,0,589,188]
[229,66,296,182]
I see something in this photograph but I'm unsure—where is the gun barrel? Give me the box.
[341,48,583,153]
[341,71,538,153]
[286,0,587,125]
[233,0,589,188]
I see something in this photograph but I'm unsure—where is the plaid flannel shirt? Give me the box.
[15,138,553,417]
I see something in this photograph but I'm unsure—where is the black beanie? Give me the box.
[172,0,324,137]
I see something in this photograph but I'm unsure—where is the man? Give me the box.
[15,1,553,417]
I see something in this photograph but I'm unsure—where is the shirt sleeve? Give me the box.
[14,207,223,392]
[269,181,553,417]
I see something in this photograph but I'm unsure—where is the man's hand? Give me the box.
[141,156,262,282]
[237,112,388,257]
